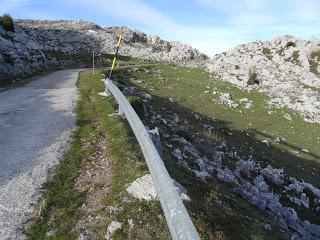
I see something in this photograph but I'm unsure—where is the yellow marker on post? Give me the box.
[109,32,123,79]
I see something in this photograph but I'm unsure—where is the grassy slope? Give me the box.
[109,62,320,239]
[111,66,291,239]
[129,64,320,185]
[28,69,170,239]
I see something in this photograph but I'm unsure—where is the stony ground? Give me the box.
[0,69,80,239]
[113,63,320,239]
[0,19,206,82]
[205,35,320,124]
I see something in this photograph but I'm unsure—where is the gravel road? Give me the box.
[0,69,81,239]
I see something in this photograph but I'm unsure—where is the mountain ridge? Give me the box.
[0,19,207,81]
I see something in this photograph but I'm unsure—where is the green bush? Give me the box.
[128,95,145,117]
[247,68,259,85]
[0,14,14,32]
[2,53,14,65]
[285,41,296,48]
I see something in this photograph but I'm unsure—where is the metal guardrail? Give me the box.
[99,78,200,240]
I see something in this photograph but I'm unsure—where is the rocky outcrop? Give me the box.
[205,35,320,123]
[0,20,207,81]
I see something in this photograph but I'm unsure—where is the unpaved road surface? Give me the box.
[0,69,81,239]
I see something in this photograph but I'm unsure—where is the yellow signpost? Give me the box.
[109,32,123,79]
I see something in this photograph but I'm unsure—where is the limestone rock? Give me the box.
[205,35,320,123]
[0,19,207,81]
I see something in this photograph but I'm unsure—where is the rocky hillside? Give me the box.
[205,35,320,123]
[0,19,206,82]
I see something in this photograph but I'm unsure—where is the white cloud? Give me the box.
[2,0,319,56]
[62,0,177,30]
[0,0,42,13]
[58,0,250,55]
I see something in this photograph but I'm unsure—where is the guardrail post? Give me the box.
[98,79,111,97]
[148,127,163,160]
[118,105,126,119]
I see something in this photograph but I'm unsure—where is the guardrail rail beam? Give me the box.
[99,78,201,240]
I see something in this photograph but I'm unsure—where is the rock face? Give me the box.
[0,19,207,81]
[205,35,320,123]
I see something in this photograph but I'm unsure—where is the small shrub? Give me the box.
[2,53,14,65]
[128,95,145,117]
[309,50,320,75]
[165,43,172,53]
[0,14,14,32]
[262,48,273,60]
[310,50,320,60]
[247,68,259,85]
[286,41,296,48]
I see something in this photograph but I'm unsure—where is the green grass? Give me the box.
[110,66,294,239]
[125,64,320,185]
[28,69,170,239]
[27,60,319,239]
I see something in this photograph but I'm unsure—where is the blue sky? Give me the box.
[1,0,320,56]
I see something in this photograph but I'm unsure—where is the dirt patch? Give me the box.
[74,117,112,238]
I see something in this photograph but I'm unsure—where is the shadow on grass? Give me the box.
[134,89,320,186]
[146,93,320,238]
[110,68,320,238]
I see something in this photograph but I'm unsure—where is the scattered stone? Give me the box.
[126,174,190,201]
[264,223,272,231]
[218,93,239,109]
[105,221,122,240]
[121,86,152,102]
[46,229,57,237]
[105,205,119,214]
[205,35,320,123]
[216,167,238,185]
[261,165,284,185]
[262,139,270,146]
[78,231,95,240]
[235,160,256,176]
[126,174,157,201]
[193,170,210,182]
[288,193,310,209]
[173,148,184,162]
[164,111,320,239]
[239,98,253,109]
[284,113,292,121]
[128,219,134,229]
